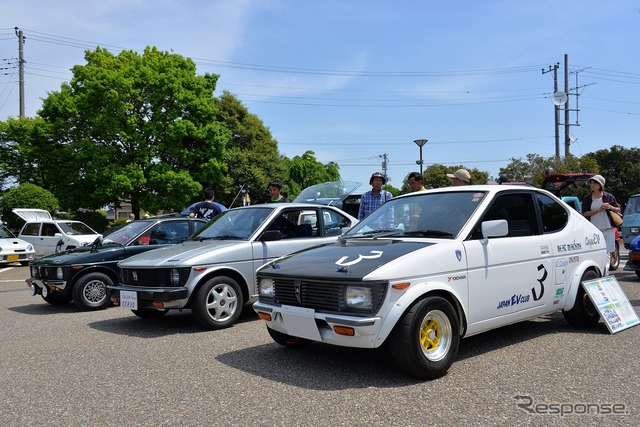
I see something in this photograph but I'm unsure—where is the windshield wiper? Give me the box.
[402,229,454,238]
[342,229,401,240]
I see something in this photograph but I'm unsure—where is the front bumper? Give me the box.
[107,284,189,309]
[26,278,68,296]
[253,301,382,348]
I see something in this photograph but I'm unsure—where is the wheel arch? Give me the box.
[563,262,604,312]
[69,265,119,289]
[375,282,468,346]
[187,267,250,308]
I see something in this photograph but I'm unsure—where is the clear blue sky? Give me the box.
[2,1,639,186]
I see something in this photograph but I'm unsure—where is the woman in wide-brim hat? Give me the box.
[581,174,621,257]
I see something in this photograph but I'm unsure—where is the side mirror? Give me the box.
[481,219,508,243]
[261,230,282,242]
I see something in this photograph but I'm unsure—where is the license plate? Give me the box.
[120,290,138,310]
[7,254,19,262]
[280,305,322,341]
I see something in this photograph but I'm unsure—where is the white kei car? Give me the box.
[253,185,610,379]
[13,209,101,257]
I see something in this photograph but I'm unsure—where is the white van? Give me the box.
[13,209,101,257]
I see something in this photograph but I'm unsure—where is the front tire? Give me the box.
[72,272,113,311]
[562,269,600,327]
[192,276,243,330]
[267,327,312,348]
[389,296,460,379]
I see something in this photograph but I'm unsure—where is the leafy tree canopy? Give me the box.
[13,46,230,214]
[0,183,59,230]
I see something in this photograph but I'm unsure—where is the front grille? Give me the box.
[266,277,387,315]
[31,266,63,280]
[120,268,190,287]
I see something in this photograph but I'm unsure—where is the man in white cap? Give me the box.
[447,169,471,186]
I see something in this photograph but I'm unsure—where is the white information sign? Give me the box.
[582,275,640,334]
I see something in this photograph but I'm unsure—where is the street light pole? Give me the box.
[414,139,428,175]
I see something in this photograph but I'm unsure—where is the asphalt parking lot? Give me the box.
[1,255,639,427]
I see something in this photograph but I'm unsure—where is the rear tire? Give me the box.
[562,269,601,327]
[192,276,243,330]
[267,327,312,348]
[609,246,620,271]
[389,296,460,379]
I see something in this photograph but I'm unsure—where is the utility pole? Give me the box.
[542,63,560,161]
[380,153,389,183]
[564,54,570,156]
[15,27,25,118]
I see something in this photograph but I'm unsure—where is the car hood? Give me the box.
[0,236,34,251]
[29,244,125,265]
[68,234,103,245]
[292,181,363,206]
[118,239,253,268]
[258,239,445,280]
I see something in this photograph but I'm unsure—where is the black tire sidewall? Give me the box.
[390,296,460,379]
[192,276,243,330]
[73,272,112,311]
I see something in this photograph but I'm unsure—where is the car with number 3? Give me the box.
[253,185,609,379]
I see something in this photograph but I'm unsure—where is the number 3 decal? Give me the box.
[532,264,547,301]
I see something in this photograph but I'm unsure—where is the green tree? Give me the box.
[215,91,288,206]
[32,46,229,214]
[423,164,488,188]
[0,183,59,230]
[287,150,340,198]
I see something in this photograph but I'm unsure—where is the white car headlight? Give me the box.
[56,267,63,280]
[259,278,275,297]
[27,244,34,251]
[346,286,373,310]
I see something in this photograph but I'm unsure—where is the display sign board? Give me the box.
[582,276,640,334]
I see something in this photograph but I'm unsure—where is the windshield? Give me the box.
[192,207,272,240]
[0,226,15,238]
[344,190,487,239]
[58,221,98,235]
[624,196,640,215]
[102,221,154,245]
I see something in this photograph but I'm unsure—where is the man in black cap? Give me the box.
[357,172,393,220]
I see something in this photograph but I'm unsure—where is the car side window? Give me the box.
[22,223,40,236]
[268,209,317,239]
[321,209,353,236]
[537,193,568,233]
[473,193,536,239]
[41,223,59,237]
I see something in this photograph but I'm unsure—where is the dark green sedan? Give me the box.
[26,217,207,310]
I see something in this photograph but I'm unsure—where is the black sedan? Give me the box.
[26,217,207,310]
